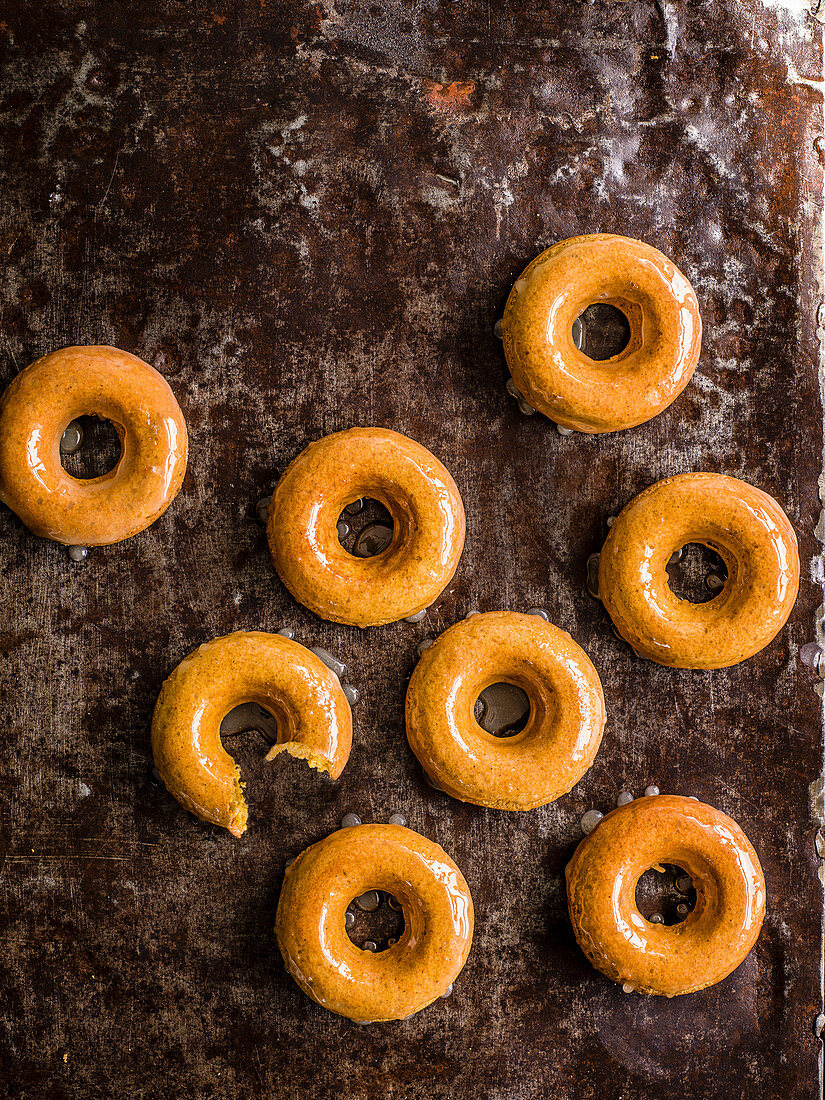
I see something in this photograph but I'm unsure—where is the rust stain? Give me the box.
[422,79,477,115]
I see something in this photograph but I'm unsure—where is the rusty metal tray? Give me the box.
[1,1,824,1097]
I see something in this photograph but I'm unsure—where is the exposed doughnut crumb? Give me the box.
[265,741,337,777]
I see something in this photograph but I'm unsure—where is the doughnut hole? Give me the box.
[635,863,697,926]
[345,890,405,951]
[573,303,631,361]
[217,703,286,822]
[337,498,395,559]
[219,702,279,747]
[60,415,122,479]
[474,682,531,738]
[666,543,729,603]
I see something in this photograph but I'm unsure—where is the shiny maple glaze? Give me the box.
[267,427,465,627]
[598,472,799,669]
[276,824,473,1022]
[151,631,352,837]
[405,612,605,810]
[501,234,702,433]
[0,345,187,545]
[566,795,765,997]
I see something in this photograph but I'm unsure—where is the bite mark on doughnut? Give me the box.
[226,767,248,838]
[265,741,338,778]
[227,787,248,838]
[170,769,248,838]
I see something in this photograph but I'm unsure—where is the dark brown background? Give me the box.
[0,1,823,1097]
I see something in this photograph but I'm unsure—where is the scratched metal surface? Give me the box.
[0,1,823,1097]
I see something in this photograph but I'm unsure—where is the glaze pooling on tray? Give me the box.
[0,345,187,545]
[267,427,465,627]
[598,472,799,669]
[501,234,701,433]
[275,823,473,1022]
[405,611,605,810]
[566,795,765,997]
[151,631,353,837]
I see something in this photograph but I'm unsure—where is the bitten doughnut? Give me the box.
[0,345,187,545]
[276,823,473,1021]
[267,427,465,627]
[405,611,605,810]
[566,794,765,996]
[501,234,701,433]
[598,472,799,669]
[152,631,352,837]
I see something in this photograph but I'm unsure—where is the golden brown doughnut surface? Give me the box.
[598,472,799,669]
[406,611,605,810]
[276,824,473,1021]
[151,631,352,837]
[0,345,187,545]
[267,427,465,627]
[501,234,701,433]
[566,794,765,996]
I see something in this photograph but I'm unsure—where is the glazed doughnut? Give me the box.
[501,234,702,433]
[405,611,605,810]
[267,427,465,627]
[276,823,473,1021]
[566,794,765,997]
[152,631,352,837]
[0,345,187,545]
[598,472,799,669]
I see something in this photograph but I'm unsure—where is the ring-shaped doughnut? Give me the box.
[0,345,187,545]
[566,794,765,996]
[501,234,702,433]
[275,823,473,1021]
[267,427,465,627]
[598,472,799,669]
[151,631,352,837]
[405,611,605,810]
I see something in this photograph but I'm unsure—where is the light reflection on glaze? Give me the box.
[501,234,702,434]
[317,900,355,979]
[611,872,647,952]
[151,631,353,837]
[160,417,182,500]
[566,795,766,997]
[0,345,187,546]
[598,472,799,669]
[406,611,605,810]
[275,824,473,1022]
[267,428,465,627]
[24,427,50,491]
